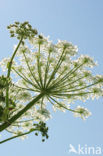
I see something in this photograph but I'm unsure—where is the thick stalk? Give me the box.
[6,38,23,109]
[0,93,45,132]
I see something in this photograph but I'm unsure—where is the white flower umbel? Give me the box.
[6,37,103,121]
[0,21,103,143]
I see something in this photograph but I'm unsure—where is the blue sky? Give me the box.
[0,0,103,155]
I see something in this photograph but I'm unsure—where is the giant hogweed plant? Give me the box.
[0,21,103,144]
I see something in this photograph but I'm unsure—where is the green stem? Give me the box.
[49,63,84,90]
[47,96,75,112]
[37,44,43,88]
[0,128,37,144]
[48,67,68,89]
[50,76,86,92]
[46,48,66,88]
[23,52,41,89]
[52,91,93,97]
[43,51,51,88]
[6,38,23,109]
[50,78,100,94]
[0,93,45,132]
[14,84,39,92]
[53,82,97,93]
[12,67,40,90]
[15,118,34,123]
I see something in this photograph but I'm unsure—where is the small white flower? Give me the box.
[73,106,92,120]
[36,108,51,121]
[20,135,28,140]
[56,40,78,56]
[16,90,32,102]
[29,34,48,47]
[78,55,97,68]
[0,57,14,72]
[22,121,33,131]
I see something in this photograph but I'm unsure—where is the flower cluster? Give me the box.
[0,22,103,143]
[7,21,38,40]
[73,106,92,120]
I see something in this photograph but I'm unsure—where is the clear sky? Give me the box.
[0,0,103,156]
